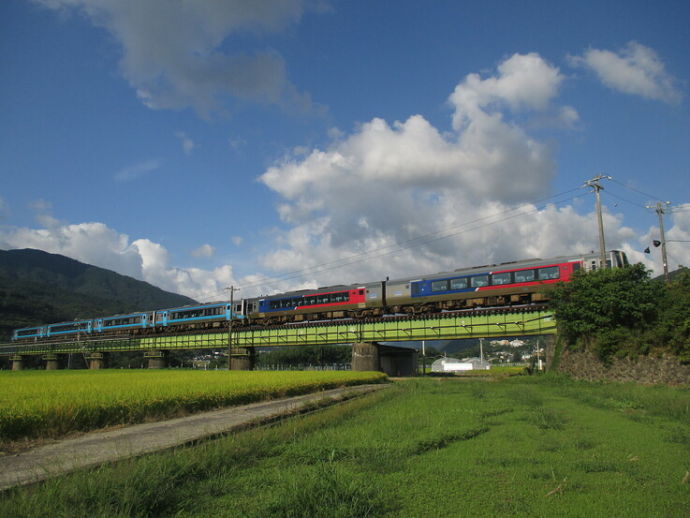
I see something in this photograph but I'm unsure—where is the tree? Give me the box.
[548,263,663,361]
[653,267,690,363]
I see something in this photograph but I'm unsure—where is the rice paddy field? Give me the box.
[1,374,688,517]
[0,369,387,443]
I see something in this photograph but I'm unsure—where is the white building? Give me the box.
[430,357,491,372]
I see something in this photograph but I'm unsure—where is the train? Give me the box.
[11,250,629,341]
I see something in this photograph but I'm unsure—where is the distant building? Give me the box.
[431,357,490,372]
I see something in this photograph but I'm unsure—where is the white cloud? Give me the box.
[256,52,682,287]
[232,236,244,246]
[114,158,163,182]
[191,244,215,258]
[175,132,195,155]
[259,53,569,281]
[34,0,322,116]
[449,52,566,130]
[569,41,682,103]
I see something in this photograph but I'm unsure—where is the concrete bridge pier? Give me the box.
[145,350,168,369]
[11,355,25,371]
[86,352,107,370]
[352,342,418,376]
[43,354,61,370]
[229,347,255,370]
[352,342,380,372]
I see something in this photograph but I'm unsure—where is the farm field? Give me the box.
[0,369,386,444]
[1,375,688,517]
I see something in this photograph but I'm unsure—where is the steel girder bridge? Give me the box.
[0,306,556,358]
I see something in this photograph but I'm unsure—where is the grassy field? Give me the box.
[0,370,387,443]
[2,374,687,517]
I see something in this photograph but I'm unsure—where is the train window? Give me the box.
[471,275,489,288]
[450,277,468,290]
[431,280,449,292]
[538,266,560,280]
[514,270,535,283]
[491,272,512,285]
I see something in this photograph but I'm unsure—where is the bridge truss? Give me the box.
[0,306,555,357]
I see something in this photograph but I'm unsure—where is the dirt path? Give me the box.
[0,384,387,491]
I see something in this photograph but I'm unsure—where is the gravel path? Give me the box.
[0,383,387,491]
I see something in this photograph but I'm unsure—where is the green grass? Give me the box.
[1,376,688,517]
[0,370,386,442]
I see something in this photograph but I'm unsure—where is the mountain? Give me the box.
[0,248,197,340]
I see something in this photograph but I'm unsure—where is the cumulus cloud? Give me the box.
[33,0,321,116]
[568,41,682,103]
[191,244,215,258]
[255,52,687,287]
[114,158,163,182]
[258,53,575,281]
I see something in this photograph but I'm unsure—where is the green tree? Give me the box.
[653,267,690,363]
[549,263,663,362]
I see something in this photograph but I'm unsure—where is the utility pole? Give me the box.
[226,286,238,369]
[646,201,671,283]
[585,174,611,269]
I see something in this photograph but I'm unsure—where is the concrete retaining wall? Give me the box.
[556,350,690,385]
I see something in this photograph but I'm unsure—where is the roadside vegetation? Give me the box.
[0,370,386,444]
[549,264,690,364]
[2,376,687,517]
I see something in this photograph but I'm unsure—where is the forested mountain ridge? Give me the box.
[0,248,197,340]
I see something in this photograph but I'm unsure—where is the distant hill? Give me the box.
[0,248,197,340]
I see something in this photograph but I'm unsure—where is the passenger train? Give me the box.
[11,250,628,341]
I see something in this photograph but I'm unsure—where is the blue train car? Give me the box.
[154,302,244,327]
[95,312,151,332]
[46,320,93,337]
[12,325,47,341]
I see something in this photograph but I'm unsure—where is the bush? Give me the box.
[549,263,676,362]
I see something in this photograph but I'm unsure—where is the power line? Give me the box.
[602,190,649,210]
[608,177,666,203]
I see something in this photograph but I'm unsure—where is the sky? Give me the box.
[1,0,689,302]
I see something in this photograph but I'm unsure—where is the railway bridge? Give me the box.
[1,306,556,375]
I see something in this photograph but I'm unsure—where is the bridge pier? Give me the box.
[86,352,107,370]
[229,347,255,370]
[145,350,168,369]
[352,342,380,372]
[352,342,418,376]
[11,355,25,371]
[43,354,61,370]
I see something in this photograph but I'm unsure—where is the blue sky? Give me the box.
[1,0,689,301]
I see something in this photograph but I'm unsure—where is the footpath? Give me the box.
[0,383,387,491]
